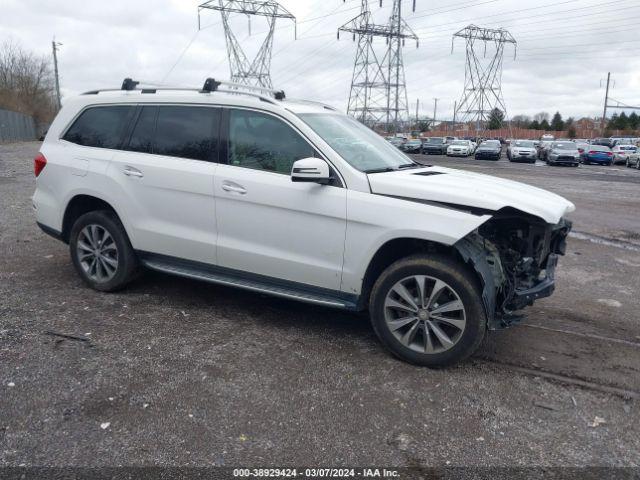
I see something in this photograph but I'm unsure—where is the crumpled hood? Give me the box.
[368,166,575,224]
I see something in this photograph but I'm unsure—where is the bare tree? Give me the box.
[533,111,549,123]
[0,39,57,124]
[510,114,531,128]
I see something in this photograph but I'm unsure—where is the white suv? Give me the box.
[33,78,575,366]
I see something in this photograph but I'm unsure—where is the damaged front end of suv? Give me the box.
[455,208,572,329]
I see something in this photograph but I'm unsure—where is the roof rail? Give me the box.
[82,77,286,101]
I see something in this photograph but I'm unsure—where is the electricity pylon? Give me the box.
[338,0,418,132]
[452,25,516,130]
[198,0,296,89]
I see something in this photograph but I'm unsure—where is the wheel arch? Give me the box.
[61,194,123,243]
[357,236,483,311]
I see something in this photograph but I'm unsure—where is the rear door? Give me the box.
[108,105,220,264]
[213,108,347,290]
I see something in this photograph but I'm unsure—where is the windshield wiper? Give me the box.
[398,163,421,169]
[364,167,397,173]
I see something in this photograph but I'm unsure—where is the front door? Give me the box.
[214,108,347,291]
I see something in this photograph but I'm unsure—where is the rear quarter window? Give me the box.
[63,105,134,149]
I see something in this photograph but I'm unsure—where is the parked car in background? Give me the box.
[423,137,449,155]
[401,139,423,154]
[540,134,555,142]
[611,137,637,147]
[592,138,615,148]
[546,141,580,167]
[474,140,502,160]
[574,141,590,156]
[537,141,554,160]
[611,145,637,165]
[447,139,473,157]
[470,140,478,153]
[581,145,613,165]
[507,140,537,163]
[626,148,640,169]
[387,137,405,148]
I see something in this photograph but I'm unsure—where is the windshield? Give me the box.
[481,141,500,147]
[451,140,467,145]
[553,142,576,150]
[406,140,421,145]
[298,113,416,172]
[514,141,534,148]
[426,138,443,144]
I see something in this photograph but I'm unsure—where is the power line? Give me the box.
[414,0,631,37]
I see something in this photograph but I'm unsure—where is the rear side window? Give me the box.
[154,106,218,161]
[63,106,133,149]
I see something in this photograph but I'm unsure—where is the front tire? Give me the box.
[69,210,139,292]
[369,255,487,367]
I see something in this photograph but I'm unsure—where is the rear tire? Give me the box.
[69,210,139,292]
[369,255,487,367]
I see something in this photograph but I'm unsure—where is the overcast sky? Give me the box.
[2,0,639,121]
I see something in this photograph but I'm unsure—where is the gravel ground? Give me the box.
[1,142,639,468]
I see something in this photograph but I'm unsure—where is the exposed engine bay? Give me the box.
[455,208,572,329]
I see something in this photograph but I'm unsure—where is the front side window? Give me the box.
[228,109,317,174]
[154,106,218,161]
[63,105,133,149]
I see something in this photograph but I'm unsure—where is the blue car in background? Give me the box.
[581,145,613,165]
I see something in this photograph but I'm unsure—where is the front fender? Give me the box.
[340,190,493,295]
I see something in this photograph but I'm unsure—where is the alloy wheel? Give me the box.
[76,224,119,282]
[384,275,466,354]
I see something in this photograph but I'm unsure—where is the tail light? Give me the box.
[588,151,596,155]
[606,152,613,156]
[578,148,584,153]
[34,153,47,177]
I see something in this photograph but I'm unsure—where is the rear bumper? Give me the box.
[425,147,446,154]
[475,151,501,159]
[583,156,611,163]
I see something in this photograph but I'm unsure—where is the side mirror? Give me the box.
[291,157,331,185]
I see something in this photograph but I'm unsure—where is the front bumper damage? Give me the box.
[455,211,571,329]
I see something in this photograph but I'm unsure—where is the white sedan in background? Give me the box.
[447,140,474,157]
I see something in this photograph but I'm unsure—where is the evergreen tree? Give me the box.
[487,108,504,130]
[529,120,540,130]
[629,112,639,130]
[607,113,619,130]
[567,126,577,139]
[540,119,550,130]
[550,111,564,131]
[616,112,629,130]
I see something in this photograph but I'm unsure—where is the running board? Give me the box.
[141,256,357,310]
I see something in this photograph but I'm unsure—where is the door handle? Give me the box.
[222,182,247,194]
[123,166,144,178]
